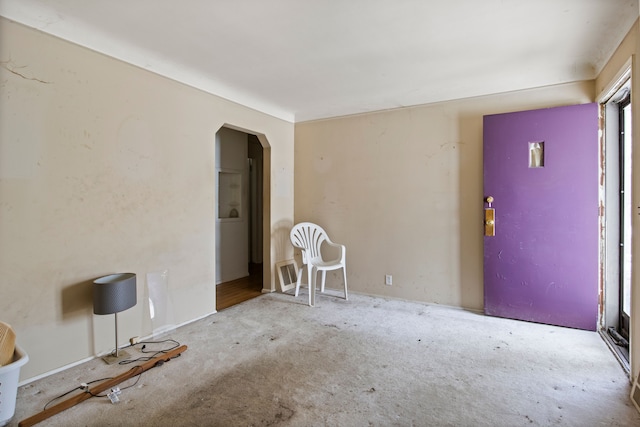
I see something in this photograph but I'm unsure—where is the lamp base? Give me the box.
[101,349,131,365]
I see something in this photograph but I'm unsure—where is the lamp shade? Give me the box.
[93,273,137,315]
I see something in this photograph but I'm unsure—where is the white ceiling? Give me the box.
[1,0,637,122]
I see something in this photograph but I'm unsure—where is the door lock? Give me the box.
[485,196,495,236]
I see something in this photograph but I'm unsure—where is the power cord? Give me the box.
[119,339,181,365]
[42,339,181,409]
[43,377,111,410]
[84,366,145,397]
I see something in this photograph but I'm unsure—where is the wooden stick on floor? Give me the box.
[19,345,188,427]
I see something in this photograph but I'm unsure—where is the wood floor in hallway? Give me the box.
[216,263,263,311]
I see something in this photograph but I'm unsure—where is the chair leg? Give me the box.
[320,270,326,293]
[295,265,304,297]
[342,266,348,300]
[309,267,316,307]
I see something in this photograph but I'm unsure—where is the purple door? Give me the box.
[483,103,599,331]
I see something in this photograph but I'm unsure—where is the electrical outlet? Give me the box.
[130,336,140,345]
[385,275,392,286]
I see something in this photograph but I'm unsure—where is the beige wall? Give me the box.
[597,20,640,384]
[296,17,640,390]
[294,82,594,310]
[0,18,294,381]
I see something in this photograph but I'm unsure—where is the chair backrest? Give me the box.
[290,222,328,262]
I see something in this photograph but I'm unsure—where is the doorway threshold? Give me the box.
[599,329,630,376]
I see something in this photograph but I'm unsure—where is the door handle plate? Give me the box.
[485,208,495,236]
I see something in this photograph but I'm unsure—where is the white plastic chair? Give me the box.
[290,222,348,306]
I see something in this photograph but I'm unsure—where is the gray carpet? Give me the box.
[11,291,640,426]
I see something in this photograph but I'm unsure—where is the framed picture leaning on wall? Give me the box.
[276,259,299,293]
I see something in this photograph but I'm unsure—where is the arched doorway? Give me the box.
[214,125,271,310]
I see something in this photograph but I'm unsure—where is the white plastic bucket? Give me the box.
[0,345,28,427]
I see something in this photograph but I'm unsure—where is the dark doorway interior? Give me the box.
[216,263,263,311]
[216,130,264,310]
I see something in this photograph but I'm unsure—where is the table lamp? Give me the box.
[93,273,137,364]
